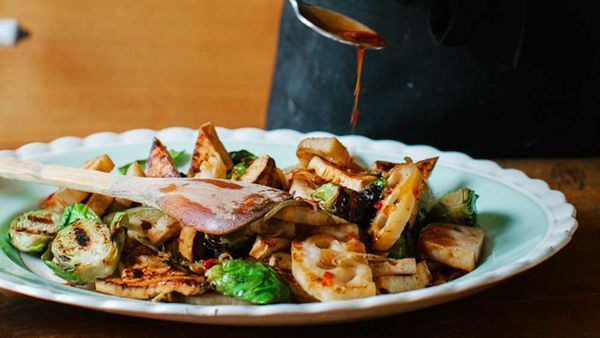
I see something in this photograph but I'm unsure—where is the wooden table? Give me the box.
[1,158,598,337]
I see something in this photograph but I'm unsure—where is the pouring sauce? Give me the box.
[351,47,365,129]
[298,5,386,130]
[339,31,385,129]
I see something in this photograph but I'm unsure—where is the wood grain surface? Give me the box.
[0,0,283,150]
[1,158,598,337]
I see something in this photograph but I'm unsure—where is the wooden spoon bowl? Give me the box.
[0,157,292,234]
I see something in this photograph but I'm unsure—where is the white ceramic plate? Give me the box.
[0,127,577,325]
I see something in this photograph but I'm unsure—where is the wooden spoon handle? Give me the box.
[0,156,114,195]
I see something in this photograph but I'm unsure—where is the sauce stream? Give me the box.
[351,47,365,130]
[297,5,386,130]
[341,31,385,130]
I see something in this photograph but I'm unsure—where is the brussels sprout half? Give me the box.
[105,207,180,247]
[206,259,291,304]
[106,207,158,247]
[9,210,61,253]
[387,229,415,259]
[45,219,125,284]
[311,177,386,227]
[429,188,479,226]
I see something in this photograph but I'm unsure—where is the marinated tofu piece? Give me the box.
[276,168,290,191]
[273,204,336,226]
[95,242,205,299]
[267,252,292,272]
[371,157,438,179]
[296,137,350,168]
[187,122,233,177]
[370,258,417,277]
[125,160,146,177]
[42,154,115,212]
[308,156,377,192]
[418,223,484,272]
[144,138,180,178]
[193,153,228,179]
[95,266,204,300]
[287,169,324,201]
[237,155,282,188]
[288,176,318,201]
[249,236,291,261]
[375,262,432,293]
[178,226,198,262]
[85,193,114,217]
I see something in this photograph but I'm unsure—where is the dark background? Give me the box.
[268,0,599,157]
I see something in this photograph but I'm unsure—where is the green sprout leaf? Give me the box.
[228,150,257,164]
[231,162,249,178]
[206,259,291,304]
[59,203,102,229]
[227,149,257,179]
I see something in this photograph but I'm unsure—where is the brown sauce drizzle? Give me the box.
[296,5,386,130]
[342,31,385,131]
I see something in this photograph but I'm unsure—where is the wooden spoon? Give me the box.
[0,157,292,235]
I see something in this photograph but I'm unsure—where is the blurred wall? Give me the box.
[0,0,283,149]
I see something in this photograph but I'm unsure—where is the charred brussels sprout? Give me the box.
[106,207,180,246]
[312,176,386,227]
[387,229,415,259]
[9,210,61,253]
[387,203,428,259]
[203,226,256,257]
[45,219,125,284]
[429,188,478,226]
[206,259,291,304]
[59,203,102,229]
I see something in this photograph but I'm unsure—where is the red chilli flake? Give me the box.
[323,271,334,286]
[203,258,218,270]
[374,201,383,210]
